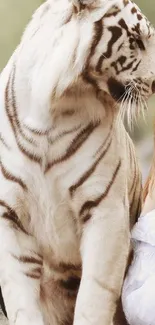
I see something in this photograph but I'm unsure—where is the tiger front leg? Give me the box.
[73,200,130,325]
[0,203,44,325]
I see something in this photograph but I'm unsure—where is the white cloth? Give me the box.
[122,210,155,325]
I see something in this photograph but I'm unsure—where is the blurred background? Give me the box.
[0,0,155,182]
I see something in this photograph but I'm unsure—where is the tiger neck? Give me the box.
[22,88,117,134]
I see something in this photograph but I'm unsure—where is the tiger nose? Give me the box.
[152,80,155,93]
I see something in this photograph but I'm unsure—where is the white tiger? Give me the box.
[0,0,155,325]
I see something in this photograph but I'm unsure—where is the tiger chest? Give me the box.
[22,169,81,265]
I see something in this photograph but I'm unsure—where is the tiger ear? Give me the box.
[71,0,95,12]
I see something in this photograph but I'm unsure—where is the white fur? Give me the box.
[0,0,154,325]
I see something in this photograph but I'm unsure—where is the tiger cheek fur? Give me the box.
[0,0,154,325]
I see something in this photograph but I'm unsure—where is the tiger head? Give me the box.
[69,0,155,114]
[24,0,155,119]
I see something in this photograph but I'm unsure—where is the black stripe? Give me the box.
[123,0,129,7]
[82,19,103,90]
[24,124,48,136]
[14,255,42,265]
[132,59,141,73]
[94,122,113,156]
[104,7,121,18]
[69,137,112,197]
[0,200,28,234]
[87,19,103,60]
[135,192,142,221]
[5,70,42,164]
[0,161,27,191]
[130,174,142,224]
[49,124,82,144]
[96,26,122,73]
[118,19,130,36]
[0,288,7,318]
[127,140,136,197]
[80,160,121,221]
[25,270,41,279]
[50,262,81,274]
[0,134,10,149]
[117,58,137,74]
[11,66,37,146]
[5,72,16,136]
[46,122,99,172]
[131,6,137,13]
[82,69,99,92]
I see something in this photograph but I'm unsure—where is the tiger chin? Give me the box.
[0,0,155,325]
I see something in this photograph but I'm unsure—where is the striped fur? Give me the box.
[0,0,155,324]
